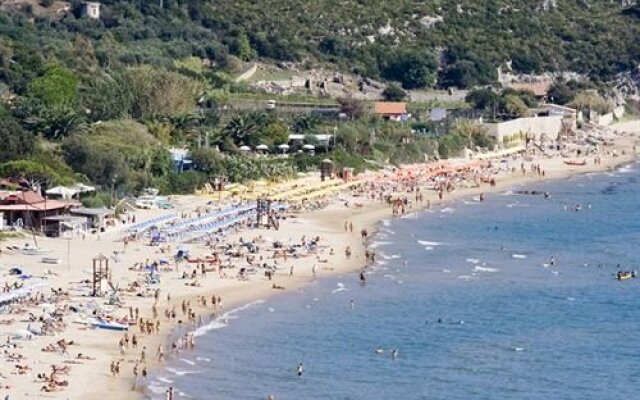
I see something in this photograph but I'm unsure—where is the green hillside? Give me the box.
[1,0,639,92]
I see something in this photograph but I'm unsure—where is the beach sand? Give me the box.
[0,126,638,400]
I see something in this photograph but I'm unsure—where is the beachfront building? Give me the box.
[373,102,409,121]
[0,191,74,230]
[70,207,114,229]
[42,215,88,238]
[169,148,194,173]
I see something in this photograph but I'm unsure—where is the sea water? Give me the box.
[149,163,640,400]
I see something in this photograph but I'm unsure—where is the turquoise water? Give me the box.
[149,163,640,400]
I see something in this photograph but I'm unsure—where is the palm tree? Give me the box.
[293,114,320,133]
[222,113,261,146]
[25,108,87,140]
[164,113,202,146]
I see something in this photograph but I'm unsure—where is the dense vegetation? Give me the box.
[1,0,639,93]
[0,0,635,206]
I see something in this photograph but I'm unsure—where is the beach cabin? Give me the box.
[373,102,409,122]
[42,215,87,238]
[70,207,114,229]
[0,191,73,230]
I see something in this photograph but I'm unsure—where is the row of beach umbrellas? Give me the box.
[239,144,316,152]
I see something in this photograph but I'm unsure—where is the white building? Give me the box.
[81,2,101,19]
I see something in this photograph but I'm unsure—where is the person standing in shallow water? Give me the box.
[297,363,304,377]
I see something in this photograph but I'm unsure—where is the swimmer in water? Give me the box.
[375,348,384,355]
[549,256,555,267]
[296,363,303,377]
[391,349,398,359]
[350,300,355,309]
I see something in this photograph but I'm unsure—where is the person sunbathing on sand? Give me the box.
[76,353,95,360]
[272,284,285,290]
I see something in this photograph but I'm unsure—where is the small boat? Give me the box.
[75,317,129,331]
[564,160,587,166]
[19,245,51,255]
[616,271,636,281]
[94,321,129,331]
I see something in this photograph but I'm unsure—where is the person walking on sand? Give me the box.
[140,346,146,364]
[312,264,317,278]
[132,363,139,390]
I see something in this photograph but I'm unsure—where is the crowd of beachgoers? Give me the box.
[0,122,637,400]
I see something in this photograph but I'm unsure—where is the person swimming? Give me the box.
[296,363,304,377]
[391,349,398,359]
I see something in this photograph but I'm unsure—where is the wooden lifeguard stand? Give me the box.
[320,159,334,181]
[256,197,279,230]
[92,253,112,296]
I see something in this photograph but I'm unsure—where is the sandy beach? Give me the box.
[1,122,638,400]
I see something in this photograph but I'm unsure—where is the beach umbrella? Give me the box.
[239,145,251,151]
[302,144,315,150]
[277,144,290,154]
[256,144,269,151]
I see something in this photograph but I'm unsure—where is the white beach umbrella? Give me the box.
[256,144,269,150]
[239,145,251,151]
[277,144,290,150]
[302,144,315,150]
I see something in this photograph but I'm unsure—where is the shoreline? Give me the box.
[137,137,639,399]
[1,130,638,400]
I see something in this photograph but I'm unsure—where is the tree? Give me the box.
[0,116,35,162]
[570,91,611,114]
[0,158,74,191]
[510,52,541,74]
[292,114,319,134]
[79,71,134,121]
[190,147,224,175]
[164,113,202,146]
[465,89,499,111]
[23,107,87,141]
[223,114,261,146]
[262,120,289,145]
[127,67,203,119]
[382,84,407,102]
[338,97,365,120]
[500,95,529,118]
[232,31,253,61]
[62,119,167,190]
[27,66,78,110]
[382,50,437,89]
[547,83,576,105]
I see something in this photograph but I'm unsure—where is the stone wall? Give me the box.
[483,115,564,143]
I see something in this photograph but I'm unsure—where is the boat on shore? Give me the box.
[564,160,587,166]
